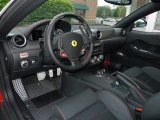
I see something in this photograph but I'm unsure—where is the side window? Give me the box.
[154,11,160,31]
[132,11,160,32]
[132,17,147,32]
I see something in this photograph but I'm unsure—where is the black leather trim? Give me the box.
[97,90,134,120]
[123,66,160,93]
[49,89,134,120]
[54,89,98,119]
[142,93,160,120]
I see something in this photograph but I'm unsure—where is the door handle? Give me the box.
[131,46,149,53]
[130,45,160,58]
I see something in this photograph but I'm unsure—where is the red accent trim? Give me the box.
[0,90,4,106]
[103,59,110,66]
[135,107,143,112]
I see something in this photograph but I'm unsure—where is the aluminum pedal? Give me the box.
[12,79,28,101]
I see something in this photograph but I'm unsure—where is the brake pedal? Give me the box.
[12,79,28,101]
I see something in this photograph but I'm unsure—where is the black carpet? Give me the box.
[31,90,64,108]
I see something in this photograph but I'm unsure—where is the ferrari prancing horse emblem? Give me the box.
[71,40,78,47]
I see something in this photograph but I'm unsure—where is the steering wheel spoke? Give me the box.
[79,25,91,45]
[51,35,62,51]
[70,58,81,67]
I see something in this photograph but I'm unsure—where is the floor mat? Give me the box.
[25,90,65,120]
[31,90,64,108]
[25,80,57,100]
[25,98,65,120]
[16,76,64,120]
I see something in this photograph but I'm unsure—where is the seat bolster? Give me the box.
[131,78,154,93]
[142,66,160,82]
[53,89,98,120]
[96,90,134,120]
[123,67,143,78]
[49,89,134,120]
[142,93,160,120]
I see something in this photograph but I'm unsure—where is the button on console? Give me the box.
[21,60,29,68]
[31,59,36,65]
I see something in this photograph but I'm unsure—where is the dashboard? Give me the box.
[3,20,126,79]
[31,20,72,41]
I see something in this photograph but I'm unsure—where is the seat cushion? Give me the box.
[48,89,134,120]
[123,66,160,93]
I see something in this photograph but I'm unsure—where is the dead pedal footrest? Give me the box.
[12,79,28,101]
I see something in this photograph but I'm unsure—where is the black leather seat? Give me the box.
[123,66,160,94]
[49,89,134,120]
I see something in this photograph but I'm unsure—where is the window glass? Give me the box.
[154,11,160,31]
[132,16,148,32]
[133,11,160,32]
[15,0,150,26]
[7,0,151,35]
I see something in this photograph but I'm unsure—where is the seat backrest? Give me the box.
[142,93,160,120]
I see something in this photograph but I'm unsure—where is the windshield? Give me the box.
[97,0,150,26]
[0,0,150,27]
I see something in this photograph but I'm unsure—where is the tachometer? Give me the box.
[55,29,64,35]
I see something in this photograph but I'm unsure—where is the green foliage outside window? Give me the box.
[22,0,74,24]
[0,0,73,25]
[114,6,127,18]
[97,6,126,18]
[0,0,8,11]
[97,6,112,18]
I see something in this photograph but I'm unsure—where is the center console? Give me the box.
[89,41,104,65]
[71,70,153,111]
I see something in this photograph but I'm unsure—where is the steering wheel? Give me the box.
[45,13,94,72]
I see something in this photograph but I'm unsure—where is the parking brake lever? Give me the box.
[116,73,146,105]
[113,71,140,88]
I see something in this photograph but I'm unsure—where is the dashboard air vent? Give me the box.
[97,31,102,39]
[12,35,27,48]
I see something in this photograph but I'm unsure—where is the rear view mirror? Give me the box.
[104,0,132,5]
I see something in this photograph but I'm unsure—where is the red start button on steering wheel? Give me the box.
[60,51,67,58]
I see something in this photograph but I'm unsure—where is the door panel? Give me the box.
[130,39,160,59]
[112,31,160,69]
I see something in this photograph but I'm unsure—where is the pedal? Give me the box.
[12,79,28,101]
[49,69,54,78]
[37,71,46,81]
[57,68,62,77]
